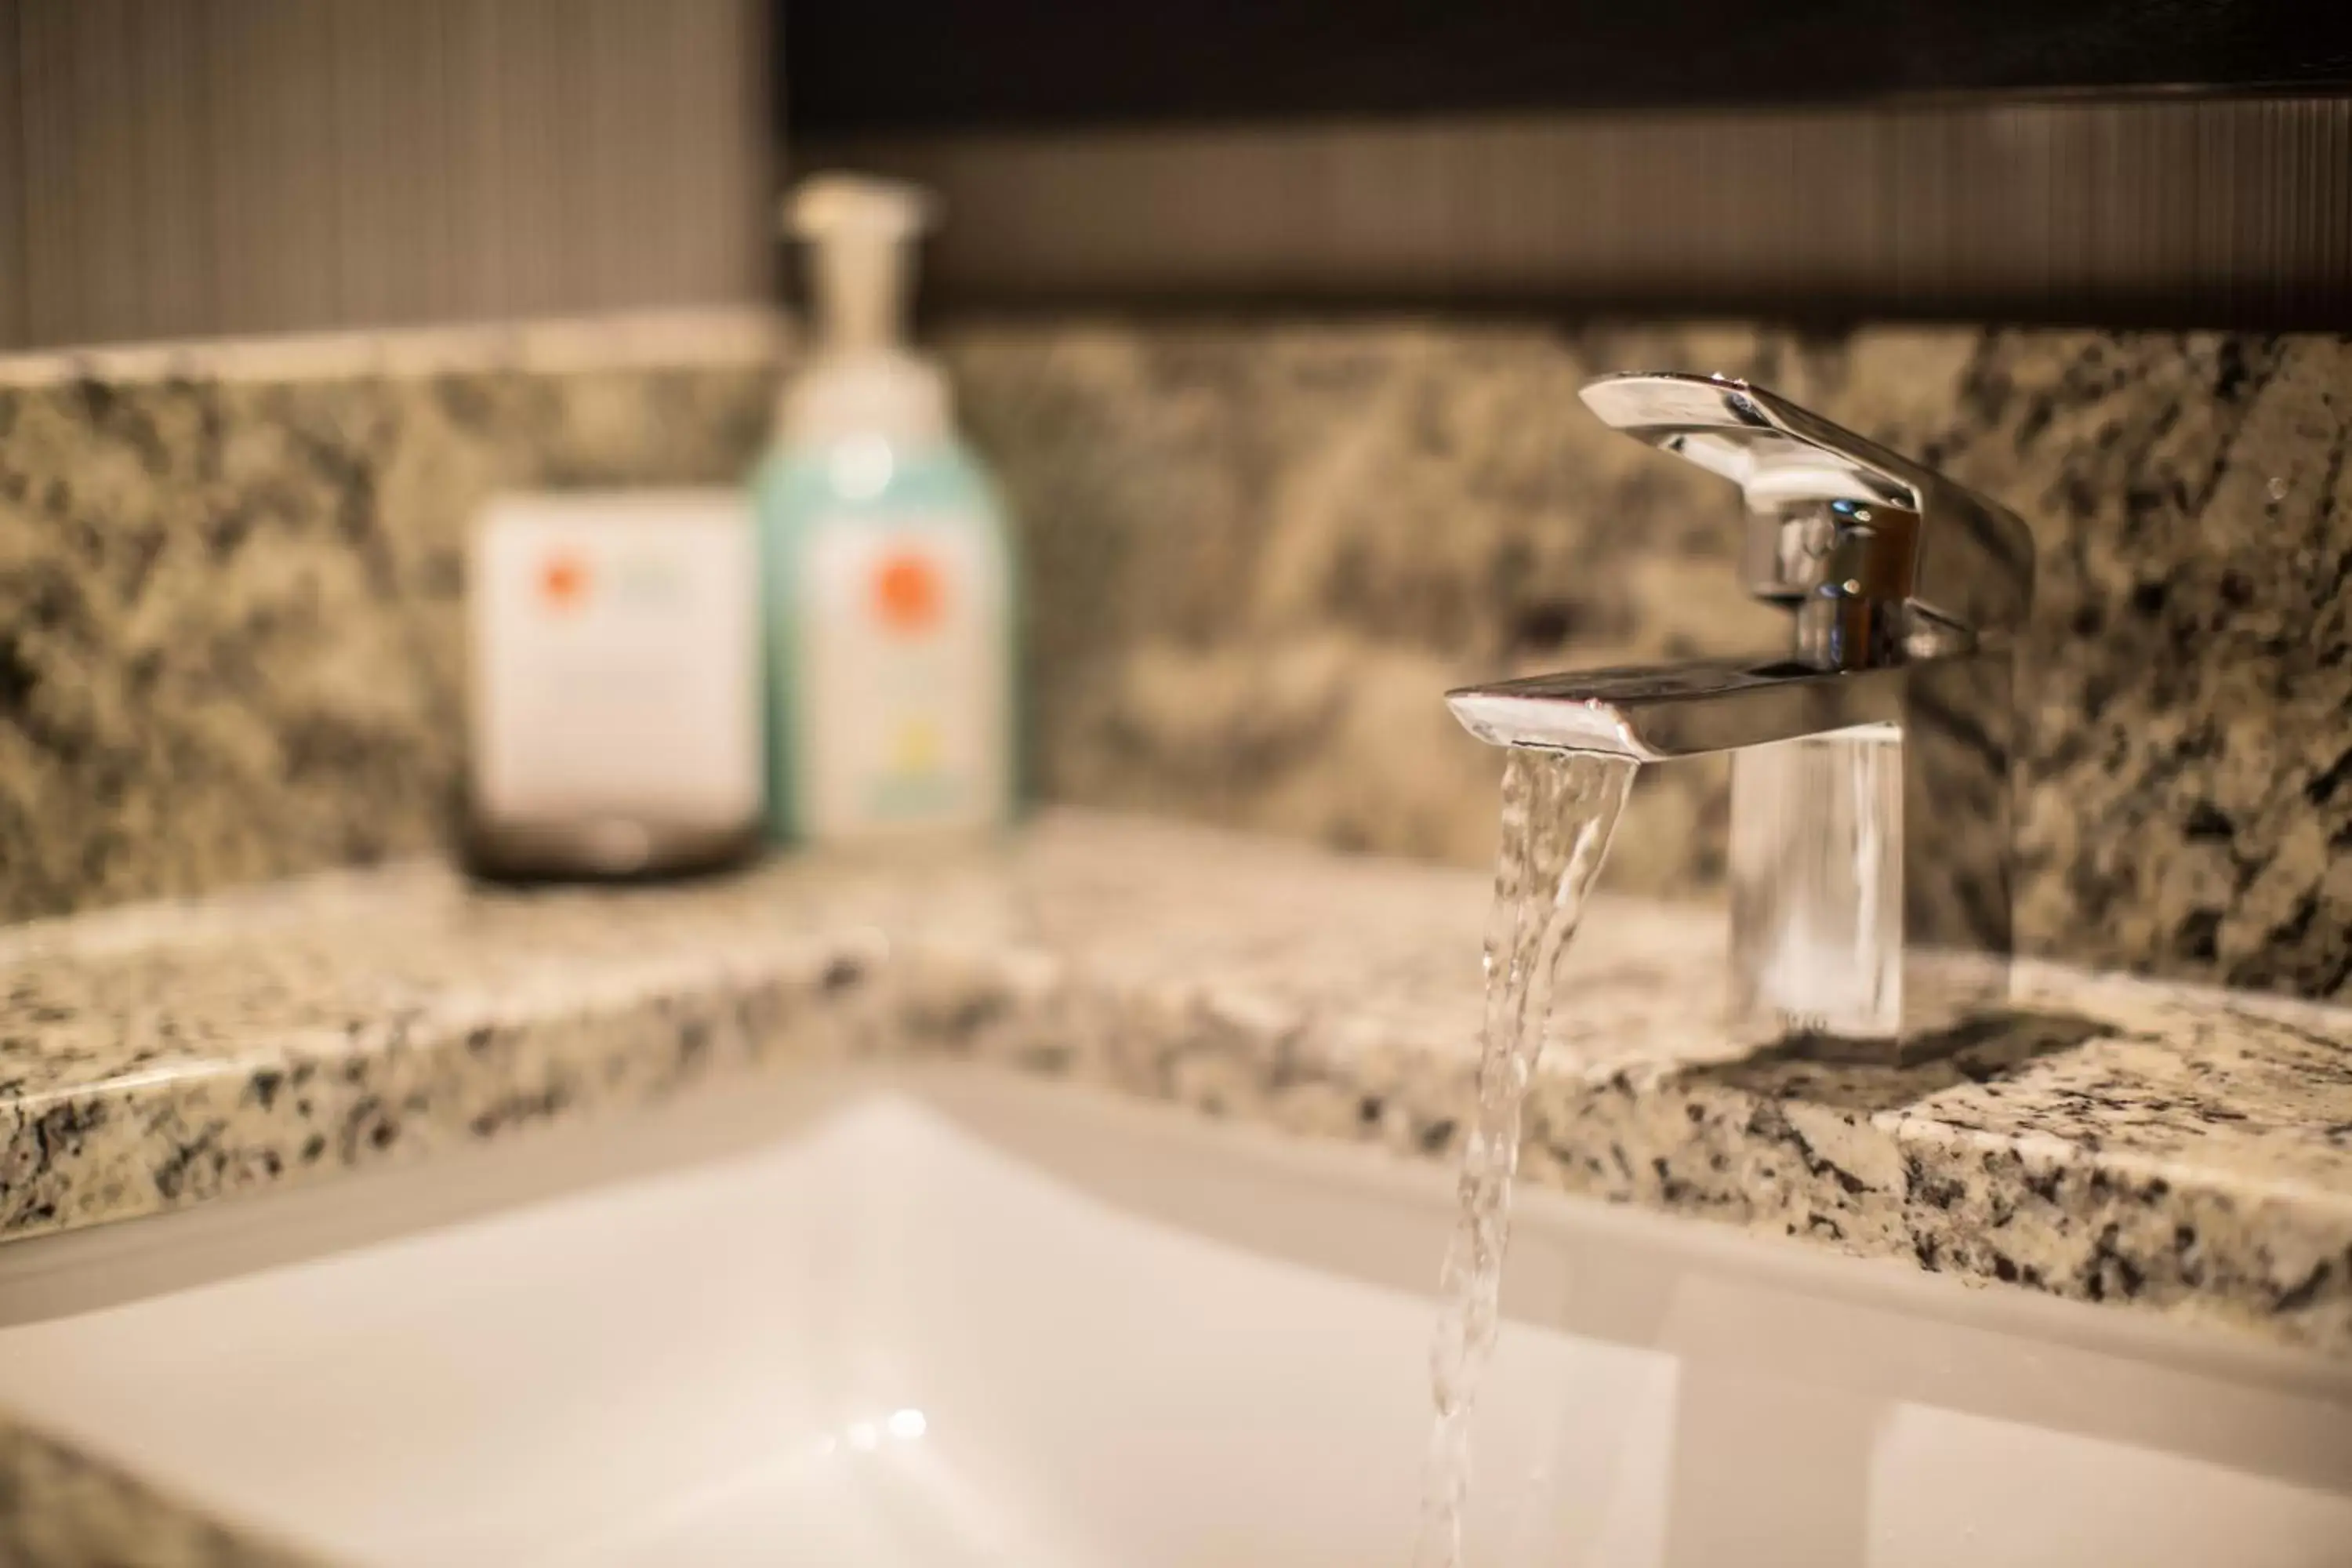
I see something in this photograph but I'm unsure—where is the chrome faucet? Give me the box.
[1447,374,2036,1062]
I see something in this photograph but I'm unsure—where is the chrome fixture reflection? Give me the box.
[1447,375,2035,1060]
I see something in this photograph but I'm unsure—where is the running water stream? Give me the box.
[1413,747,1637,1568]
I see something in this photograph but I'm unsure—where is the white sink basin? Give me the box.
[1,1069,2347,1566]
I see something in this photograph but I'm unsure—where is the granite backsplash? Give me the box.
[0,323,777,920]
[1,315,2347,1000]
[949,321,2352,1000]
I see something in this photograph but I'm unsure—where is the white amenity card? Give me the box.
[469,491,760,828]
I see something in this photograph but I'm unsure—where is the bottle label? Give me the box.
[797,513,1010,836]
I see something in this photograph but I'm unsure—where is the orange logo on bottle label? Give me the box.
[539,552,590,610]
[873,551,945,635]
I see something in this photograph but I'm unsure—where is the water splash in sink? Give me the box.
[1415,748,1635,1568]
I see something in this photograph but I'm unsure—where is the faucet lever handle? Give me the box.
[1579,373,2034,649]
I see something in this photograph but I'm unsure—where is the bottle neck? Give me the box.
[808,234,907,358]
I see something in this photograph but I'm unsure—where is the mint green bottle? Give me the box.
[753,176,1018,844]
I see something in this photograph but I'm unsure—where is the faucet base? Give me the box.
[1729,729,1906,1043]
[1725,676,2015,1068]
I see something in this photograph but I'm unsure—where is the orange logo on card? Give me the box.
[873,552,944,635]
[540,553,590,610]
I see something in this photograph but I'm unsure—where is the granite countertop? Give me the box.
[3,809,2352,1559]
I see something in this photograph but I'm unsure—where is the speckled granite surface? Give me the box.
[4,811,2348,1361]
[0,316,778,923]
[948,321,2352,997]
[5,315,2350,1001]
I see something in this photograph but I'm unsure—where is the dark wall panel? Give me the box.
[804,96,2352,329]
[787,0,2352,133]
[786,2,2352,327]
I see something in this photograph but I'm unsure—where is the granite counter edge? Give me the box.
[2,925,2346,1359]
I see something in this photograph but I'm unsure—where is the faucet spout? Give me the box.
[1446,656,1907,761]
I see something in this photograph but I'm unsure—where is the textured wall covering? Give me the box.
[0,0,771,351]
[942,321,2352,998]
[3,315,2349,1001]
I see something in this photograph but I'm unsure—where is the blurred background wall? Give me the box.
[6,1,2346,347]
